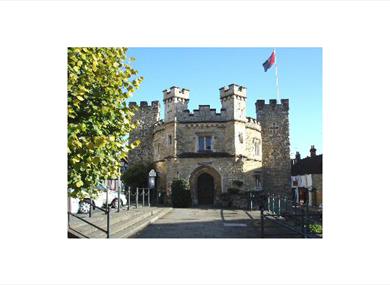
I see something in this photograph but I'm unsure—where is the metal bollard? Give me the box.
[136,188,139,208]
[127,186,130,210]
[107,204,110,238]
[89,199,92,218]
[301,207,305,237]
[148,189,150,207]
[260,208,264,238]
[285,196,288,215]
[142,188,145,207]
[106,187,110,238]
[117,183,120,213]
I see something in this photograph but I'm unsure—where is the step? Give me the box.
[70,211,149,238]
[69,209,121,228]
[69,207,159,232]
[111,207,172,238]
[89,208,168,238]
[68,208,168,238]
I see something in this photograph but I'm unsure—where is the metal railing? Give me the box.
[68,188,111,238]
[127,187,151,208]
[259,192,322,238]
[68,185,151,239]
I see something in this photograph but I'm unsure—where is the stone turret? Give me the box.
[256,99,290,193]
[163,86,190,122]
[219,84,247,121]
[127,100,160,164]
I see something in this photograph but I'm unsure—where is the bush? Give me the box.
[232,180,243,187]
[309,223,322,234]
[227,188,240,194]
[171,179,192,208]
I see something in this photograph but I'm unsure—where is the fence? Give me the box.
[258,192,322,238]
[126,187,151,209]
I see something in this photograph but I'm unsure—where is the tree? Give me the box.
[121,162,152,191]
[68,48,143,199]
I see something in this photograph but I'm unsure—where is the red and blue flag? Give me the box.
[262,50,276,72]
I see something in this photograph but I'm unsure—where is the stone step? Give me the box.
[111,207,172,238]
[69,207,159,232]
[68,207,171,238]
[89,208,168,238]
[69,211,148,237]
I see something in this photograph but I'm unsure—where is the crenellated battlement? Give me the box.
[246,117,260,124]
[177,105,229,122]
[245,117,261,131]
[129,100,160,109]
[163,86,190,102]
[219,83,247,99]
[255,99,289,112]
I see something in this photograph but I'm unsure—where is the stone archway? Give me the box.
[197,173,214,205]
[189,166,222,206]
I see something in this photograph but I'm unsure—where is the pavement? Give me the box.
[133,207,302,238]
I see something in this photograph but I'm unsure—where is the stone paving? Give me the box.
[133,208,301,238]
[134,208,258,238]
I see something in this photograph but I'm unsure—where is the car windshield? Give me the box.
[96,183,107,192]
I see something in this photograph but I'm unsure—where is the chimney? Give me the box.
[295,151,301,162]
[310,145,317,157]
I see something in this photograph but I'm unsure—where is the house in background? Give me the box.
[291,145,322,207]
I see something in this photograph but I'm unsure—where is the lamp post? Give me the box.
[148,169,157,205]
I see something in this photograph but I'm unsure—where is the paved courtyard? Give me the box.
[134,208,275,238]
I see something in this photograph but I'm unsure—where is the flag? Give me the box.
[262,50,276,72]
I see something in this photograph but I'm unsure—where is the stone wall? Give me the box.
[242,159,263,192]
[127,101,160,164]
[256,99,290,194]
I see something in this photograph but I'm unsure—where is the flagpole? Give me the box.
[274,49,280,101]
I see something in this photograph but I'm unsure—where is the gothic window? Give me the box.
[253,139,260,156]
[198,136,212,152]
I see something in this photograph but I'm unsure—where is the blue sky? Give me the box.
[126,48,322,158]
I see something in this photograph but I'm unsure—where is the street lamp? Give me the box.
[148,169,157,205]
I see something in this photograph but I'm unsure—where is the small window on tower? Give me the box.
[254,139,260,156]
[238,132,244,143]
[168,135,172,144]
[198,136,212,152]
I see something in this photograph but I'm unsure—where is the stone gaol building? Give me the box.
[128,84,291,206]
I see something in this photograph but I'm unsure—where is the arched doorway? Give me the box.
[189,166,222,206]
[197,173,214,205]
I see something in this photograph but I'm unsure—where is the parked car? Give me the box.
[68,189,80,214]
[78,183,127,214]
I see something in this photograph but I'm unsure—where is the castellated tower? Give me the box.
[219,84,247,121]
[219,84,247,155]
[256,99,291,193]
[163,86,190,122]
[127,100,160,164]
